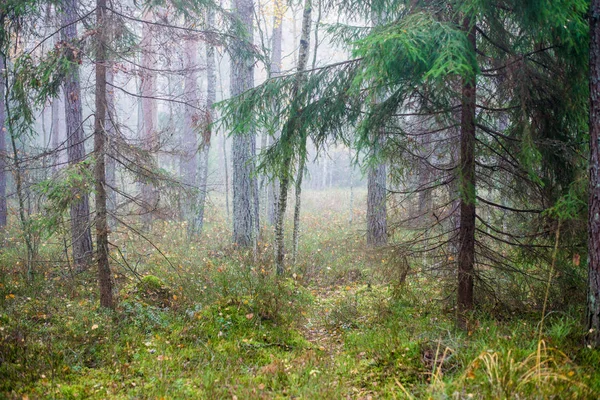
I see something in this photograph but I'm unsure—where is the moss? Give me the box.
[135,275,172,307]
[139,275,165,291]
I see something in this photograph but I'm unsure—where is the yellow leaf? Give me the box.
[91,324,99,330]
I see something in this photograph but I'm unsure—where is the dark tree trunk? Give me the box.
[231,0,255,247]
[457,17,477,328]
[62,0,93,269]
[588,0,600,347]
[94,0,114,309]
[0,56,6,230]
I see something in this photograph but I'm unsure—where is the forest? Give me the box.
[1,0,600,398]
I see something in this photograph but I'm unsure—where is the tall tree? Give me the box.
[195,9,216,234]
[94,0,113,308]
[366,7,387,248]
[0,55,6,230]
[139,10,158,228]
[291,0,313,264]
[231,0,255,247]
[62,0,93,269]
[457,16,476,328]
[181,29,199,227]
[266,0,284,227]
[105,60,117,229]
[274,0,312,274]
[588,0,600,347]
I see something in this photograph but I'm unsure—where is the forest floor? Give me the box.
[1,189,600,399]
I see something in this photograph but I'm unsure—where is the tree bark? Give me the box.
[231,0,255,247]
[588,0,600,347]
[94,0,114,309]
[275,0,312,274]
[367,157,387,246]
[0,56,6,230]
[267,0,283,227]
[457,17,477,329]
[62,0,93,270]
[105,62,117,230]
[51,89,66,173]
[292,152,306,264]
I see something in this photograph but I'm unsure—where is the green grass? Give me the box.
[0,189,598,398]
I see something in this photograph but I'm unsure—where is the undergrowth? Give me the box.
[0,189,598,398]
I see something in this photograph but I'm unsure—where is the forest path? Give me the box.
[300,285,347,357]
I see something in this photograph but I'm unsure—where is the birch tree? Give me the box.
[274,0,312,274]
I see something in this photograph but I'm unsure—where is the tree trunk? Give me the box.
[195,9,216,234]
[3,56,35,279]
[62,0,93,270]
[140,10,158,229]
[105,62,117,230]
[275,174,290,274]
[588,0,600,347]
[292,151,306,264]
[418,133,432,226]
[51,89,66,173]
[182,30,199,221]
[252,136,260,246]
[222,134,230,223]
[0,56,6,230]
[94,0,114,309]
[275,0,312,274]
[267,0,283,227]
[231,0,255,247]
[457,17,477,329]
[367,158,387,246]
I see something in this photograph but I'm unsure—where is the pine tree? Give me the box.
[94,0,113,309]
[61,0,93,269]
[231,0,256,247]
[588,0,600,348]
[0,55,6,230]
